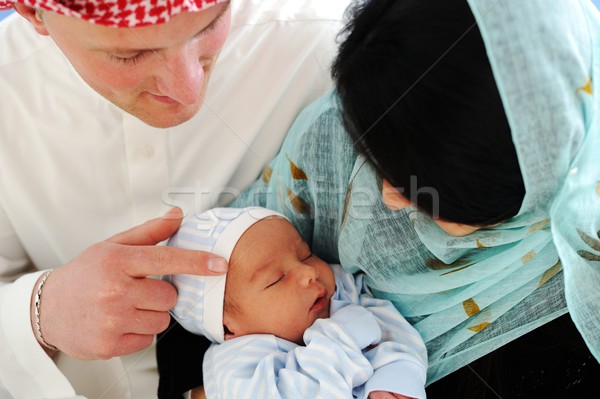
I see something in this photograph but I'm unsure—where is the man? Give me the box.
[0,0,350,397]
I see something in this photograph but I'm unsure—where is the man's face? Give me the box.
[40,2,231,128]
[223,218,336,345]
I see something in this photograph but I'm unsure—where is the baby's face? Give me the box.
[223,217,335,344]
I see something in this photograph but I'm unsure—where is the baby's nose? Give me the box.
[300,264,318,286]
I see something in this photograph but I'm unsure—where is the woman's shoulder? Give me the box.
[283,89,356,169]
[287,89,345,137]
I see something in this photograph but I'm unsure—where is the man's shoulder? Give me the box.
[231,0,351,27]
[0,14,51,67]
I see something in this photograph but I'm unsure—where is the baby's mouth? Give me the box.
[310,289,328,313]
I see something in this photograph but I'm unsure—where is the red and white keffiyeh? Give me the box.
[0,0,228,27]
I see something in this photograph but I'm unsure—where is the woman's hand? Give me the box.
[369,391,416,399]
[190,386,206,399]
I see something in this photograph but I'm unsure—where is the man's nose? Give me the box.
[155,45,204,105]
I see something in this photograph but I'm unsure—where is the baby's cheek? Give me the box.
[288,325,308,345]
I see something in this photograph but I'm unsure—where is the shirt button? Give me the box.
[141,144,155,159]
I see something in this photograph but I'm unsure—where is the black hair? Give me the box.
[332,0,525,226]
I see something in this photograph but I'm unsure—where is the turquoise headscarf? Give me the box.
[235,0,600,382]
[468,0,600,360]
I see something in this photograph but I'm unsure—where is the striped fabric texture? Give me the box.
[203,265,428,399]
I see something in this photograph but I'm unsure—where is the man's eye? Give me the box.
[266,275,284,288]
[108,52,148,65]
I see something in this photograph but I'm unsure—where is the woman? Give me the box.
[159,0,600,397]
[239,0,599,394]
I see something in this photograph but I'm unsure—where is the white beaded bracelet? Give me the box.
[34,270,58,351]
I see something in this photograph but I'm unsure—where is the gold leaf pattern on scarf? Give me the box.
[521,251,537,264]
[287,188,311,215]
[528,219,550,235]
[463,298,480,317]
[596,181,600,197]
[286,155,308,180]
[261,166,273,183]
[426,257,470,271]
[439,261,475,275]
[577,77,593,95]
[577,228,600,251]
[578,229,600,262]
[467,322,490,333]
[579,250,600,261]
[476,239,486,248]
[538,261,562,288]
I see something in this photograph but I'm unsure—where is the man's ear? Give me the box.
[12,4,49,36]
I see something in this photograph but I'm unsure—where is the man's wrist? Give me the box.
[30,270,59,354]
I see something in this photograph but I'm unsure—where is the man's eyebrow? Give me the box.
[192,1,230,39]
[99,1,230,54]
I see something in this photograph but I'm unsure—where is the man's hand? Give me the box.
[369,391,416,399]
[33,208,227,360]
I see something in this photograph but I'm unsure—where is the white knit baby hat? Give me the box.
[164,207,286,343]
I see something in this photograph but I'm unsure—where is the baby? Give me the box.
[164,207,427,399]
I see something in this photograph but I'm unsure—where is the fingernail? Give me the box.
[162,207,183,220]
[208,257,228,273]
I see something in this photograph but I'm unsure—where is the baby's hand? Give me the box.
[369,391,416,399]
